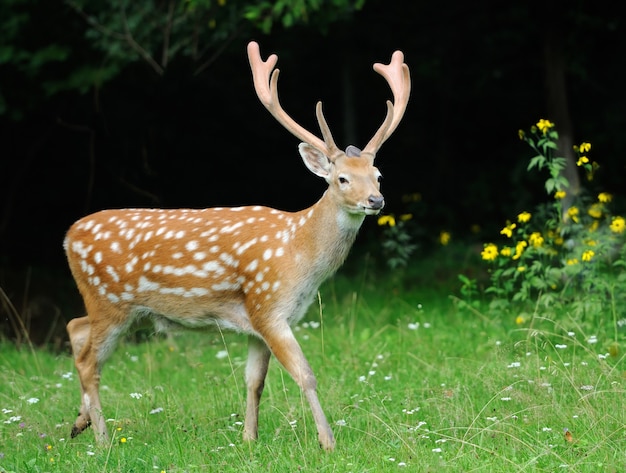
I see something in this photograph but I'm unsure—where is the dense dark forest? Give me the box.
[1,0,625,343]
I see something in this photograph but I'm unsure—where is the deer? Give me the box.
[63,40,410,451]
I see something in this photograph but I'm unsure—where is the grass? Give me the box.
[1,255,625,472]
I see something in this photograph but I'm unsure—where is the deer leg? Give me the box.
[242,335,271,441]
[259,323,335,451]
[67,313,126,443]
[67,316,94,437]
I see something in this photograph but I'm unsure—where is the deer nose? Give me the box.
[368,195,385,210]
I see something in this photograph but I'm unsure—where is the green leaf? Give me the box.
[527,155,545,171]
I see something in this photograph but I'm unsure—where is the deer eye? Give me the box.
[338,176,349,185]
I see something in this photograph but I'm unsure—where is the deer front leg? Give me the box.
[243,335,271,441]
[259,323,335,451]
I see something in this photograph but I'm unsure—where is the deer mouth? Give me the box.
[362,204,384,216]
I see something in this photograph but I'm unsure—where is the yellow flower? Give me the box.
[439,231,451,246]
[566,258,579,265]
[517,211,531,223]
[515,315,526,325]
[512,241,527,260]
[579,142,591,153]
[581,250,595,262]
[481,243,498,261]
[518,129,525,140]
[589,220,599,232]
[517,266,526,272]
[500,222,516,238]
[500,247,512,257]
[536,119,554,134]
[610,216,625,234]
[528,232,544,248]
[399,213,413,221]
[567,206,579,223]
[377,215,395,227]
[598,192,612,203]
[576,156,589,166]
[554,190,566,200]
[587,203,603,218]
[120,437,127,443]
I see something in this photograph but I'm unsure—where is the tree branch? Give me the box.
[161,0,176,69]
[119,4,164,76]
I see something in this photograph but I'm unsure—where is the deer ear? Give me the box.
[299,143,332,178]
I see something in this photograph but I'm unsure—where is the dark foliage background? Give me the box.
[1,0,624,343]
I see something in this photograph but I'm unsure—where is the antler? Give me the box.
[362,51,411,158]
[247,41,342,160]
[247,41,410,161]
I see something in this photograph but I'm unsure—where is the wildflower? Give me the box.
[587,204,603,219]
[576,156,589,166]
[517,211,531,223]
[567,206,579,223]
[216,350,228,359]
[598,192,612,203]
[566,258,579,265]
[536,119,554,134]
[581,250,595,262]
[610,216,625,234]
[399,213,413,221]
[439,231,451,246]
[500,247,512,257]
[120,437,127,443]
[378,215,396,227]
[517,266,526,272]
[578,142,591,153]
[528,232,544,248]
[515,315,526,325]
[518,129,525,140]
[500,223,516,238]
[554,190,566,200]
[129,392,142,399]
[512,241,527,260]
[481,243,498,261]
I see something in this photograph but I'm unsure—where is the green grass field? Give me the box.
[1,256,625,472]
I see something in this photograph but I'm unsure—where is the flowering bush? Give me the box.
[477,120,625,314]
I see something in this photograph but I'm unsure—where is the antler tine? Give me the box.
[315,102,342,160]
[362,50,411,157]
[247,41,332,156]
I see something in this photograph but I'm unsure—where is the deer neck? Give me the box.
[294,190,364,280]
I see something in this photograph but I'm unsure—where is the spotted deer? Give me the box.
[64,41,410,451]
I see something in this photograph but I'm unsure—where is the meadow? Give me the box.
[1,249,624,473]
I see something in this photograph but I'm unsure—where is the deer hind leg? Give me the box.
[242,335,271,442]
[67,312,127,443]
[258,322,335,451]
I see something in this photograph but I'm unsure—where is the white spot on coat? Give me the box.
[138,276,160,292]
